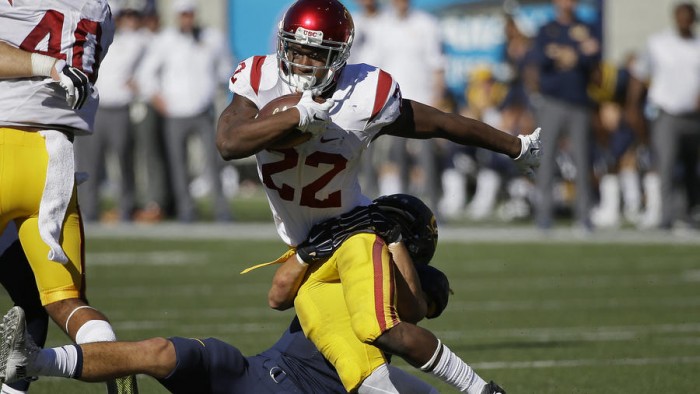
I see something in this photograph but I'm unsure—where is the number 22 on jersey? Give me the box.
[261,148,348,209]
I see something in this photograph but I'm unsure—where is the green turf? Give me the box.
[2,239,699,393]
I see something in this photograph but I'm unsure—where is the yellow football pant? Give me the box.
[0,127,85,305]
[295,233,400,392]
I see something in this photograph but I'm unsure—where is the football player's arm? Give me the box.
[383,99,523,156]
[382,99,541,177]
[216,94,302,160]
[268,254,309,311]
[388,241,428,324]
[0,41,59,80]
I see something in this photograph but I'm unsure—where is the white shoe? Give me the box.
[591,175,621,228]
[467,169,501,221]
[0,307,38,384]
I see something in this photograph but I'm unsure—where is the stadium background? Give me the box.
[155,0,684,99]
[1,1,699,393]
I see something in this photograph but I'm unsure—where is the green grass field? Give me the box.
[2,226,699,393]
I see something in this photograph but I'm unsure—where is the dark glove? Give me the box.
[55,60,90,110]
[415,264,451,319]
[296,205,401,264]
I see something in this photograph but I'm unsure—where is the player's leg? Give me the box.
[0,228,49,394]
[360,364,438,394]
[17,207,116,343]
[158,337,252,394]
[294,234,390,391]
[13,134,138,393]
[1,306,174,383]
[334,235,496,394]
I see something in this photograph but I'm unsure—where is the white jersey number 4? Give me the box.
[19,9,104,82]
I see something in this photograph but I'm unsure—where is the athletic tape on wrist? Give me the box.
[30,53,57,77]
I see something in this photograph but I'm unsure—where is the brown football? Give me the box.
[257,93,318,149]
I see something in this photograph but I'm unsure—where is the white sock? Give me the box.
[379,172,402,195]
[28,345,81,378]
[421,341,486,394]
[75,320,117,344]
[1,384,26,394]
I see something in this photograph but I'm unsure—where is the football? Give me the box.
[258,93,313,149]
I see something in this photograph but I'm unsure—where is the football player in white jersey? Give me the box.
[218,1,539,393]
[0,1,137,393]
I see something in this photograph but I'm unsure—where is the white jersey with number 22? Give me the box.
[230,55,402,246]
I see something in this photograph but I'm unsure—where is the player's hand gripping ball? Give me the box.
[257,93,331,149]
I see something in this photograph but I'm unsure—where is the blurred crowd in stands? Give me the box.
[90,0,699,232]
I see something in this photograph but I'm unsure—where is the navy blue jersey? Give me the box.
[532,19,601,107]
[159,317,345,394]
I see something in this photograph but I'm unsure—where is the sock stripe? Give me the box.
[73,345,83,380]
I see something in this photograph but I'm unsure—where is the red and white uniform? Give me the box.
[0,0,114,135]
[230,55,402,246]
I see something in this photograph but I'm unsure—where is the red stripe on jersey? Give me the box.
[372,237,390,331]
[370,70,393,122]
[250,56,266,95]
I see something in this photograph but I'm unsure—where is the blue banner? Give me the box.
[227,0,603,101]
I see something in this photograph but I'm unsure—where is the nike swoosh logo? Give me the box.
[312,114,326,121]
[320,137,340,143]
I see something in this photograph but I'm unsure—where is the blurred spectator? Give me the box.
[138,0,234,222]
[588,55,643,228]
[626,2,700,230]
[75,4,146,222]
[435,90,475,219]
[501,14,537,135]
[348,0,382,66]
[368,0,445,211]
[461,67,508,221]
[438,15,538,222]
[530,0,601,231]
[131,7,173,223]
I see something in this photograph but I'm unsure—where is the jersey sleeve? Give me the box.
[229,58,255,97]
[363,69,402,138]
[229,55,269,108]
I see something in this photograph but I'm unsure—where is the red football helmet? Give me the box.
[277,0,354,94]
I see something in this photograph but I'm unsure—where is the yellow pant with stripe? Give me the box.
[294,232,401,392]
[0,127,85,305]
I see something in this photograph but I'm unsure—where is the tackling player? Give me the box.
[0,1,136,393]
[0,206,452,394]
[216,0,536,392]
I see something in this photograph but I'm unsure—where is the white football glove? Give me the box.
[53,59,90,110]
[294,90,334,135]
[514,127,542,178]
